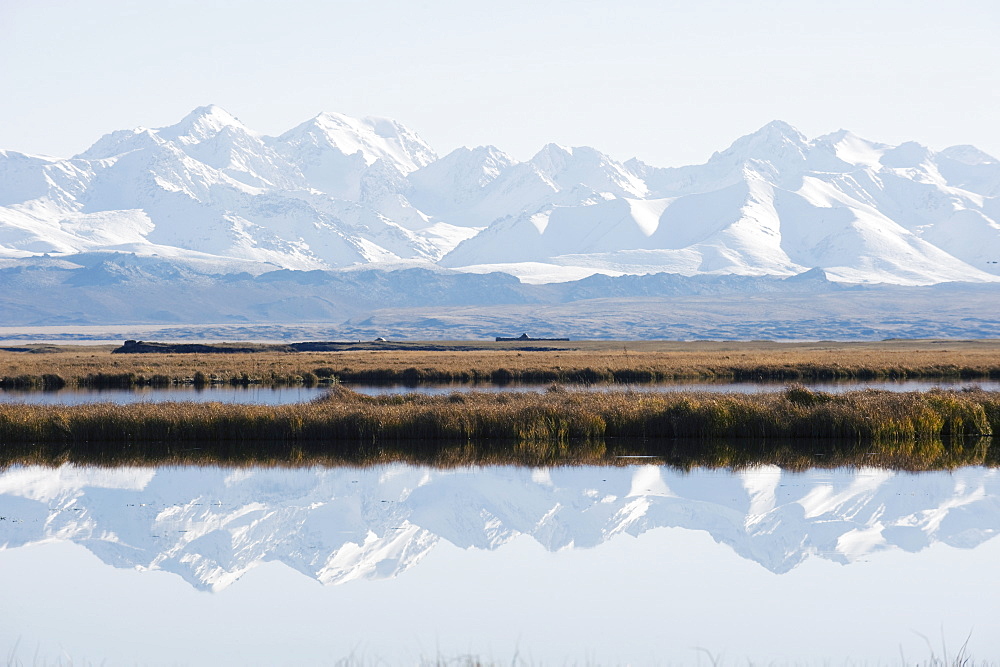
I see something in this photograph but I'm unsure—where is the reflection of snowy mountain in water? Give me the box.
[1,465,998,591]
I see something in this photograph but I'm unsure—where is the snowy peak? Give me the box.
[713,120,810,165]
[748,119,808,145]
[73,106,297,191]
[157,104,251,144]
[939,144,999,166]
[528,143,648,198]
[275,111,437,174]
[0,150,62,206]
[443,145,515,184]
[812,129,887,170]
[529,142,573,172]
[691,121,817,186]
[410,145,515,192]
[632,121,817,198]
[147,105,306,189]
[879,141,934,169]
[935,145,1000,196]
[265,111,437,199]
[406,145,517,220]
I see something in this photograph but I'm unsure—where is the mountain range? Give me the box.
[1,464,997,591]
[2,106,999,287]
[3,254,998,340]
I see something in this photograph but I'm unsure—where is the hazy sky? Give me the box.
[2,0,998,166]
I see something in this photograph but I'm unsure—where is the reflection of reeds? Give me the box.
[1,387,998,469]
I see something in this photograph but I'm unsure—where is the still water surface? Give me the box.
[2,378,999,405]
[2,463,998,664]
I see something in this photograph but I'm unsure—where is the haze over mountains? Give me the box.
[1,106,998,338]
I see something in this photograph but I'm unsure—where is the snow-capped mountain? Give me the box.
[1,464,997,591]
[1,108,999,285]
[444,121,1000,284]
[0,106,458,270]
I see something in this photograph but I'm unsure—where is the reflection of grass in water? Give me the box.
[0,386,998,469]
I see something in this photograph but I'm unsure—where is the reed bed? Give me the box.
[2,339,1000,389]
[1,387,998,469]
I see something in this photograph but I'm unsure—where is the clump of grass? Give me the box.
[784,384,833,406]
[78,372,143,388]
[0,374,67,390]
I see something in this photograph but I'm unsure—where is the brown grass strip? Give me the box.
[1,387,998,469]
[3,339,1000,389]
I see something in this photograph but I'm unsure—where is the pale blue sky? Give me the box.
[2,0,998,166]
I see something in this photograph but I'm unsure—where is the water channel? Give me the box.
[2,463,998,664]
[2,378,999,405]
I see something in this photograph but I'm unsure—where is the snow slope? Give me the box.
[1,109,999,285]
[444,122,1000,285]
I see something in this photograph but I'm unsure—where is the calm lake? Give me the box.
[2,463,998,665]
[2,378,999,405]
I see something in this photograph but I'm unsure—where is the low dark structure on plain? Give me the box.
[496,333,570,342]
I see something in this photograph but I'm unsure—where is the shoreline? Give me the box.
[3,338,1000,389]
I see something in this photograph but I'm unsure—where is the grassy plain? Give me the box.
[1,386,998,469]
[3,340,998,470]
[2,339,1000,388]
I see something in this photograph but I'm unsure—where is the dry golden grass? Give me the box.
[2,339,1000,388]
[1,386,998,469]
